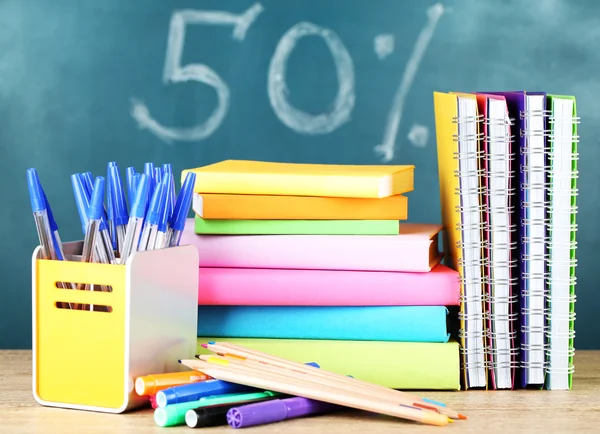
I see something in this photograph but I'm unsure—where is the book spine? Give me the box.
[482,108,519,390]
[453,108,488,389]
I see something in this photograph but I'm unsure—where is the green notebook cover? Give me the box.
[197,338,460,390]
[545,94,578,390]
[194,216,400,235]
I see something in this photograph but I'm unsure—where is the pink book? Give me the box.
[197,264,460,306]
[181,219,443,272]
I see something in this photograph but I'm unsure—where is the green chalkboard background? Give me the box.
[1,0,598,349]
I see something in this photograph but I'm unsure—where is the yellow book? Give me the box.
[197,338,460,390]
[433,91,487,390]
[182,160,414,198]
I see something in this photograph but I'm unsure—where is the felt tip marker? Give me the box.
[153,391,279,428]
[135,371,211,396]
[226,396,341,429]
[185,396,279,429]
[119,174,149,264]
[155,378,256,408]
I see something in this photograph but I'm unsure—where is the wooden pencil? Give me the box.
[180,358,450,426]
[202,341,464,419]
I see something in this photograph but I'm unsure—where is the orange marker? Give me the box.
[135,371,211,396]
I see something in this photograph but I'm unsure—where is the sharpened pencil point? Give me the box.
[448,417,454,423]
[458,414,468,420]
[200,343,208,349]
[177,359,181,363]
[208,341,215,345]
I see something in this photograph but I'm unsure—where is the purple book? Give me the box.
[487,91,548,388]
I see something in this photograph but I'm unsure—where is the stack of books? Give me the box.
[179,160,461,390]
[433,91,579,390]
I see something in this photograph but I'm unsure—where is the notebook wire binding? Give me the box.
[452,111,488,389]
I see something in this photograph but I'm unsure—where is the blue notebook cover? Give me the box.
[197,306,450,342]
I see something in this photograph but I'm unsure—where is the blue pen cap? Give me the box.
[109,165,129,226]
[157,174,172,232]
[81,172,109,232]
[126,167,136,207]
[145,181,165,225]
[144,162,155,207]
[131,174,149,219]
[153,167,163,186]
[41,185,58,232]
[27,168,45,213]
[71,174,90,233]
[162,164,176,219]
[169,172,196,231]
[88,177,105,220]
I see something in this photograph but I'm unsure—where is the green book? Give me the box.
[194,215,400,235]
[197,338,460,390]
[545,94,578,391]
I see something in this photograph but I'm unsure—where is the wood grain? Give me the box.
[1,350,599,433]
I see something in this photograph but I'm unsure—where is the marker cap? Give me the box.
[169,172,196,231]
[88,177,105,220]
[27,168,45,213]
[185,405,235,428]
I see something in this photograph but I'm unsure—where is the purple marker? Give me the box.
[226,397,340,429]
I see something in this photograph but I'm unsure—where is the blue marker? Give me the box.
[119,174,149,264]
[80,172,116,265]
[154,172,174,250]
[156,379,256,408]
[108,165,129,256]
[27,169,57,261]
[138,179,165,251]
[164,172,196,248]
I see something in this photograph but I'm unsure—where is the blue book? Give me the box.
[196,306,449,342]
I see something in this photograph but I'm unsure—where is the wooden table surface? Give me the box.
[1,350,599,433]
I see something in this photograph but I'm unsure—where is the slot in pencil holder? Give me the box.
[32,241,199,413]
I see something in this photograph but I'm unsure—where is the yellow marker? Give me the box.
[135,371,210,396]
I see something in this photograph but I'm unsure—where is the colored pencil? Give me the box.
[202,341,464,420]
[179,358,450,426]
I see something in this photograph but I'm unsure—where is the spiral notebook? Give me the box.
[434,91,487,389]
[475,93,518,389]
[545,94,578,390]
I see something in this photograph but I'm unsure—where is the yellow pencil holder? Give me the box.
[32,241,199,413]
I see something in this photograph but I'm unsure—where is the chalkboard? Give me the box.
[1,0,598,350]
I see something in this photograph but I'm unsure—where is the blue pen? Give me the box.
[144,162,155,215]
[106,162,118,251]
[40,186,64,261]
[81,172,116,265]
[154,173,173,250]
[27,169,57,261]
[156,379,256,408]
[126,167,137,208]
[82,177,105,265]
[138,179,165,251]
[153,167,163,186]
[108,165,129,257]
[119,174,150,264]
[162,163,176,221]
[164,172,196,248]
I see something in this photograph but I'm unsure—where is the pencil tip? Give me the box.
[208,341,215,345]
[448,417,454,423]
[200,343,208,349]
[177,359,181,363]
[458,414,468,420]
